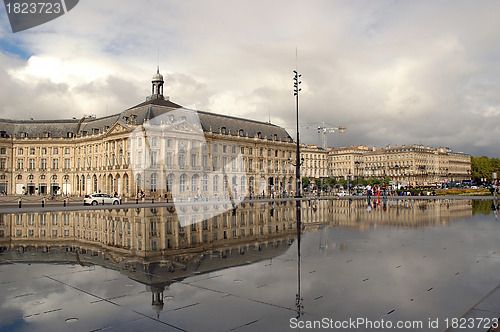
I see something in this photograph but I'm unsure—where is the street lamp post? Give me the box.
[294,70,302,199]
[394,164,400,194]
[354,161,360,192]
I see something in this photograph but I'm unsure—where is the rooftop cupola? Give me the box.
[151,66,165,100]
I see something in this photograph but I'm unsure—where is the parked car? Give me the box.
[84,193,121,206]
[336,190,347,197]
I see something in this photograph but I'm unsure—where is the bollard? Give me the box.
[18,199,22,208]
[63,199,67,207]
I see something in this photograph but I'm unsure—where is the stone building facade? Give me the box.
[300,144,329,178]
[328,144,471,186]
[0,70,296,197]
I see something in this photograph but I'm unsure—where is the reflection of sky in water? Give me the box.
[0,201,499,331]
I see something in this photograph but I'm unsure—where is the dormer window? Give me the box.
[20,132,28,138]
[239,129,245,137]
[42,132,50,138]
[257,132,262,139]
[221,127,227,134]
[66,132,73,138]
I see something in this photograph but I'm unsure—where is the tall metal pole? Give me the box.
[293,67,303,318]
[294,70,302,198]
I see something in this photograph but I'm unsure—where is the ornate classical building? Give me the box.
[0,69,296,197]
[328,144,471,186]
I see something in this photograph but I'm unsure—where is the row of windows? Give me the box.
[16,147,72,155]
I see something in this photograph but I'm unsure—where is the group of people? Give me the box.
[365,183,388,198]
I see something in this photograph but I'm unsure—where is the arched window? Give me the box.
[136,174,141,191]
[191,174,198,192]
[150,173,157,192]
[167,174,173,192]
[221,127,227,134]
[239,129,244,136]
[240,176,246,195]
[202,174,208,192]
[213,175,218,192]
[180,174,186,192]
[232,176,237,193]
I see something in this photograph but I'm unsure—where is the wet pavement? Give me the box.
[0,199,499,331]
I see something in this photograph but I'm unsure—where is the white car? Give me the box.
[84,193,121,206]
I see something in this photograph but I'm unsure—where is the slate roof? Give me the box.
[0,118,80,139]
[0,97,293,142]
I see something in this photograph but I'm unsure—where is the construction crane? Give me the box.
[280,122,346,149]
[299,122,346,150]
[317,122,346,150]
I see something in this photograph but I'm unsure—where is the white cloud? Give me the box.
[1,0,500,156]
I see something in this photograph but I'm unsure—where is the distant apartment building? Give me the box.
[327,144,471,186]
[300,144,329,179]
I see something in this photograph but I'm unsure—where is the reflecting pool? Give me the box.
[0,198,499,331]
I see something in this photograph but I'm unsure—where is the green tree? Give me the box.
[471,156,500,182]
[302,177,310,190]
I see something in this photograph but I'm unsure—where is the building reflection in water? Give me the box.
[0,198,476,316]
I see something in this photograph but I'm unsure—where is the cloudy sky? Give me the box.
[1,0,500,157]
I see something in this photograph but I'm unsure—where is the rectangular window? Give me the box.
[17,158,23,170]
[0,158,5,170]
[150,151,157,166]
[202,155,208,168]
[28,158,35,170]
[30,148,35,155]
[65,147,70,154]
[52,158,59,170]
[64,159,70,169]
[166,152,172,166]
[17,148,23,155]
[191,154,197,167]
[53,147,58,154]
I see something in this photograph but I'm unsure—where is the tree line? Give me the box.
[471,156,500,183]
